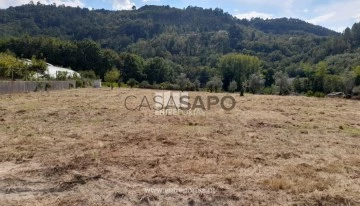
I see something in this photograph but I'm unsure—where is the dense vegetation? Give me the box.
[0,3,360,96]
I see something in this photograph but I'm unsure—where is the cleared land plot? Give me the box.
[0,88,359,205]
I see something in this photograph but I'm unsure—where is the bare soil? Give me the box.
[0,88,359,205]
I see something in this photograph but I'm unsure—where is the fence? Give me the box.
[0,80,76,94]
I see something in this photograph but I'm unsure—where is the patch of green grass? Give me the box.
[344,127,360,137]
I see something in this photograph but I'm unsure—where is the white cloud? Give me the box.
[0,0,84,8]
[235,11,274,20]
[355,14,360,22]
[143,0,160,2]
[308,12,336,25]
[305,0,360,30]
[112,0,134,10]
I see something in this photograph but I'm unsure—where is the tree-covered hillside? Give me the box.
[0,3,359,96]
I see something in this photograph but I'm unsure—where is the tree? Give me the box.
[127,78,138,88]
[248,73,265,94]
[206,81,214,93]
[0,52,27,80]
[354,66,360,86]
[228,80,237,93]
[194,79,201,91]
[144,57,174,84]
[104,68,120,90]
[274,71,290,95]
[119,53,144,82]
[219,53,261,91]
[313,61,328,92]
[79,70,97,79]
[28,55,48,79]
[343,71,355,96]
[207,76,223,93]
[176,73,191,92]
[293,76,302,93]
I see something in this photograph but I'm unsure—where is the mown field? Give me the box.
[0,88,359,206]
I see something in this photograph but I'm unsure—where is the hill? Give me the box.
[0,4,359,95]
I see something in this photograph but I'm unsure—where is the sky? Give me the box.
[1,0,360,32]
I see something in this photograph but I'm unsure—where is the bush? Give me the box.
[314,92,325,98]
[103,82,118,88]
[306,90,314,97]
[307,91,325,98]
[352,86,360,96]
[228,80,237,93]
[139,81,151,89]
[76,79,84,88]
[160,82,179,90]
[263,86,275,95]
[127,78,139,88]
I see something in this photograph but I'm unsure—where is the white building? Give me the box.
[24,59,80,79]
[45,63,80,79]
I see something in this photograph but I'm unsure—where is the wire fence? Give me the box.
[0,80,76,94]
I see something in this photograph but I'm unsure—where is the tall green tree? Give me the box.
[219,53,261,91]
[104,68,120,90]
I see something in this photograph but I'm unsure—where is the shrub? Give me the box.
[228,80,237,93]
[127,78,139,88]
[139,81,151,89]
[314,92,325,98]
[352,86,360,96]
[263,86,276,95]
[76,79,84,88]
[194,79,201,91]
[306,90,314,97]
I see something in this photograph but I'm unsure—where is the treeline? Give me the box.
[0,4,360,96]
[0,4,349,73]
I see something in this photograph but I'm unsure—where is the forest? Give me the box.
[0,3,360,96]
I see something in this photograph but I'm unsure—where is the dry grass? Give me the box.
[0,88,359,205]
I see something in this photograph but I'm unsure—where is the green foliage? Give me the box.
[324,75,343,93]
[119,53,144,82]
[343,71,356,95]
[176,73,191,92]
[228,80,237,93]
[139,80,151,89]
[144,57,175,84]
[353,86,360,96]
[1,4,360,95]
[219,53,261,91]
[292,76,302,93]
[314,92,326,98]
[263,86,277,95]
[104,68,120,89]
[79,70,97,79]
[206,76,223,93]
[127,78,139,88]
[248,73,265,94]
[354,66,360,86]
[194,79,201,91]
[0,52,27,79]
[56,71,68,80]
[305,90,326,98]
[274,71,290,95]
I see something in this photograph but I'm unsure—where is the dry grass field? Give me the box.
[0,88,359,206]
